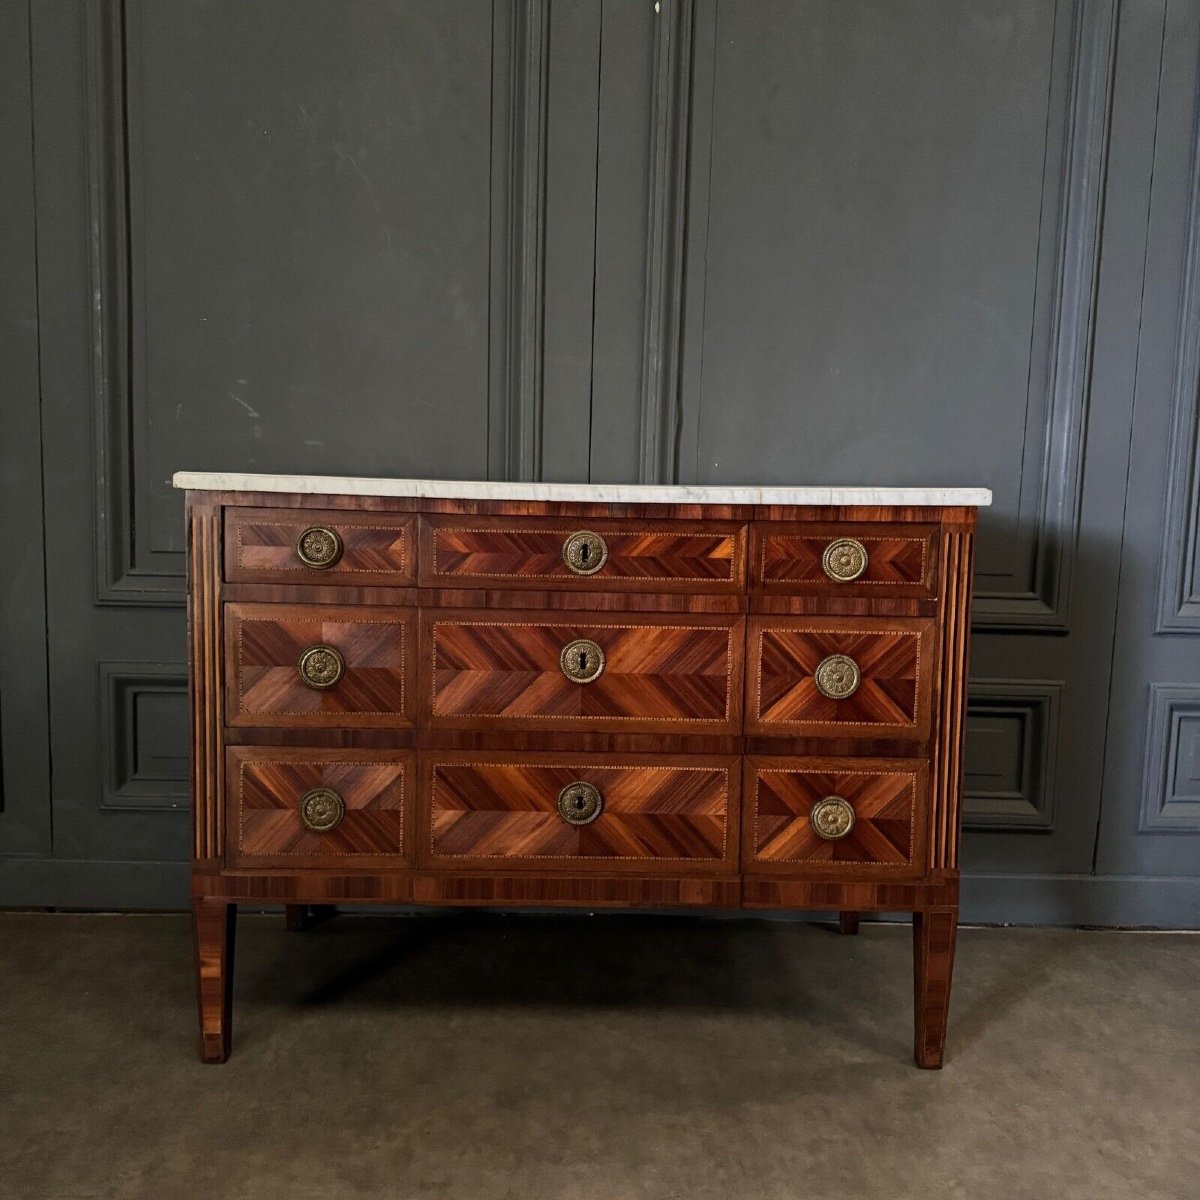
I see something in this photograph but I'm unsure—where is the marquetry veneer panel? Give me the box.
[427,753,736,871]
[421,515,746,592]
[225,506,415,585]
[754,522,937,597]
[227,748,409,867]
[746,616,933,738]
[745,757,926,878]
[226,602,414,727]
[427,611,743,732]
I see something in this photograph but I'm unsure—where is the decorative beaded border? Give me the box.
[429,760,731,861]
[431,619,735,723]
[752,766,917,867]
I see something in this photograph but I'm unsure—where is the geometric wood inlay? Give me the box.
[431,758,731,863]
[227,603,412,726]
[235,756,406,858]
[759,525,934,595]
[751,618,928,734]
[749,760,922,871]
[431,616,739,728]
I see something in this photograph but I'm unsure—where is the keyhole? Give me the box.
[574,795,585,811]
[578,650,588,672]
[580,543,590,564]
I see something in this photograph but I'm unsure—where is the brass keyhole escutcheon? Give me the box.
[562,530,608,575]
[298,644,345,689]
[557,781,603,825]
[296,525,343,569]
[810,795,855,840]
[559,638,605,684]
[821,537,867,582]
[813,653,860,700]
[298,787,345,833]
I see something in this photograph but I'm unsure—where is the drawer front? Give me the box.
[745,756,927,877]
[428,612,743,732]
[427,753,736,871]
[226,602,415,727]
[227,748,410,867]
[747,616,933,738]
[421,515,746,592]
[225,507,415,585]
[754,522,937,597]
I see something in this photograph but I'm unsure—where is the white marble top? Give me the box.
[172,472,991,507]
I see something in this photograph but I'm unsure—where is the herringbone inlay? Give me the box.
[228,603,411,724]
[428,521,742,586]
[431,617,739,727]
[751,619,927,733]
[760,531,929,588]
[236,757,406,858]
[227,507,414,582]
[430,758,731,862]
[750,763,919,868]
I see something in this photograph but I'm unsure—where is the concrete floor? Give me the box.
[1,914,1197,1200]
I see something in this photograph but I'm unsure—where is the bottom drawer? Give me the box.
[226,748,411,867]
[425,752,737,872]
[744,756,927,878]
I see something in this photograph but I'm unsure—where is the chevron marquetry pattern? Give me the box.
[237,758,406,857]
[752,765,918,867]
[754,624,922,730]
[229,511,414,580]
[232,606,409,721]
[431,525,739,584]
[760,533,929,588]
[431,619,736,725]
[431,760,729,861]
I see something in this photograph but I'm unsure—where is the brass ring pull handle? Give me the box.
[297,644,345,689]
[559,638,605,684]
[821,537,867,582]
[562,530,608,575]
[814,653,860,700]
[810,795,855,840]
[296,525,343,569]
[299,787,345,833]
[557,781,603,825]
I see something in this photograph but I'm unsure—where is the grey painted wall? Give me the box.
[2,0,1197,925]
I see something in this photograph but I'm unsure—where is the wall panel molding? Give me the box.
[638,0,695,485]
[98,661,188,813]
[1140,684,1200,832]
[972,0,1117,632]
[85,0,184,606]
[1154,80,1200,632]
[964,680,1063,830]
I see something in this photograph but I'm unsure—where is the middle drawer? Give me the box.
[426,610,744,733]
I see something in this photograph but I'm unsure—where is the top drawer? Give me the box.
[420,515,746,593]
[225,507,416,586]
[753,522,937,598]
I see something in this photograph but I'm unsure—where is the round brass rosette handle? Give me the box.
[299,787,345,833]
[296,525,343,569]
[810,795,855,840]
[814,653,861,700]
[559,638,605,684]
[562,530,608,575]
[297,644,345,689]
[557,781,603,826]
[821,537,867,582]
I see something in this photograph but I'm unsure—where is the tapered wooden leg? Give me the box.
[193,898,236,1063]
[913,907,957,1069]
[285,904,336,931]
[838,910,861,935]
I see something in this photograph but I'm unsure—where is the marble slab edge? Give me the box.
[172,472,992,508]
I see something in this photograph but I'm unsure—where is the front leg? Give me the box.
[193,898,237,1063]
[913,907,957,1069]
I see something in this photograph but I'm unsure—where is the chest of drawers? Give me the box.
[177,473,989,1068]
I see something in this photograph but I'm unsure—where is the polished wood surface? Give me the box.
[186,490,979,1067]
